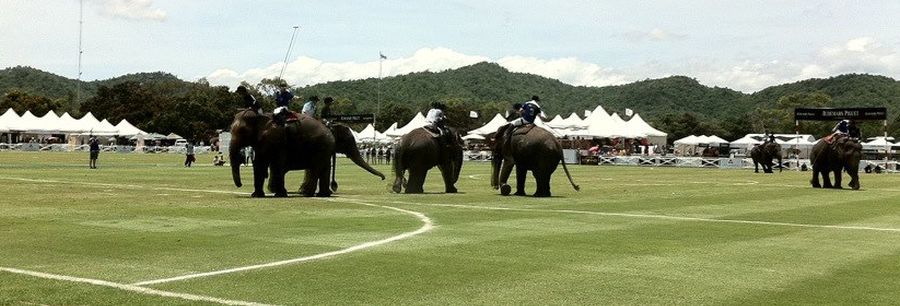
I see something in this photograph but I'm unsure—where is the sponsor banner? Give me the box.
[794,108,887,121]
[324,114,375,123]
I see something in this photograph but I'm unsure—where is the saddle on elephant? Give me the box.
[822,132,855,145]
[421,125,456,148]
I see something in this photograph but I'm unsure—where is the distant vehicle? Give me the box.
[174,139,188,147]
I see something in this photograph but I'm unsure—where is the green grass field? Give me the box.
[2,151,900,305]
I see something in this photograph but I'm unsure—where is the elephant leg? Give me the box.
[498,159,515,196]
[514,163,527,196]
[316,164,333,197]
[405,169,426,194]
[269,168,288,197]
[251,160,268,197]
[754,161,759,173]
[532,169,552,198]
[811,168,822,188]
[831,170,843,189]
[438,165,457,194]
[821,169,833,188]
[300,170,316,197]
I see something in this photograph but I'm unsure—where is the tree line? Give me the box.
[3,64,900,143]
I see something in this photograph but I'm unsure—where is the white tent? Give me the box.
[114,119,147,136]
[381,122,399,137]
[356,123,392,143]
[862,136,896,150]
[386,112,429,137]
[562,112,585,128]
[674,135,701,145]
[731,134,817,148]
[91,119,120,136]
[624,114,667,137]
[0,109,19,133]
[7,110,39,132]
[547,114,565,127]
[468,113,509,136]
[570,110,642,138]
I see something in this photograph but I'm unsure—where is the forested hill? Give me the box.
[3,63,900,141]
[292,62,750,120]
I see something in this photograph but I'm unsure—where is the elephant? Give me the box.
[491,124,580,197]
[750,142,783,173]
[229,109,383,197]
[810,134,862,190]
[391,127,463,194]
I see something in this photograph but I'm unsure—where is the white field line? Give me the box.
[1,176,434,289]
[372,199,900,234]
[0,267,273,306]
[131,199,433,286]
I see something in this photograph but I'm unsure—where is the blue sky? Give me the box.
[2,0,900,92]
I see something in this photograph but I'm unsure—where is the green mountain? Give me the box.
[3,63,900,142]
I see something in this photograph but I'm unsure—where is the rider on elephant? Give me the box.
[236,86,260,114]
[425,102,452,145]
[302,96,320,118]
[273,82,295,125]
[321,97,335,124]
[832,119,861,139]
[509,96,544,128]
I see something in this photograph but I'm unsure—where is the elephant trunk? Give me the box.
[347,145,386,180]
[777,154,783,172]
[490,153,501,189]
[230,144,244,187]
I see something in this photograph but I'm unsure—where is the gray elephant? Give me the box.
[392,127,463,194]
[810,134,862,190]
[750,142,782,173]
[491,124,579,197]
[230,110,383,197]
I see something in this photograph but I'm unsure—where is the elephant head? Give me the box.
[329,124,385,180]
[229,109,272,187]
[834,137,863,189]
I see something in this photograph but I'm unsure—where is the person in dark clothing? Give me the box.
[321,97,335,120]
[236,86,260,113]
[88,136,100,169]
[274,83,294,109]
[506,103,523,121]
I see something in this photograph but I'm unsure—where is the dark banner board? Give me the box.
[794,107,887,121]
[324,114,375,123]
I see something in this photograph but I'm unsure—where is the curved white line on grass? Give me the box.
[0,177,434,287]
[131,198,433,286]
[377,199,900,234]
[0,267,272,306]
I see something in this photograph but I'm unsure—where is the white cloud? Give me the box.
[206,38,900,93]
[90,0,167,22]
[617,28,687,43]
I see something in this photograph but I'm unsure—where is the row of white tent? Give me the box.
[676,133,899,150]
[0,108,148,136]
[349,105,670,144]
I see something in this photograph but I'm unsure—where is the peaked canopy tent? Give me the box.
[355,123,393,143]
[114,119,148,137]
[468,113,510,136]
[624,114,668,146]
[730,134,817,148]
[862,136,897,151]
[386,112,429,137]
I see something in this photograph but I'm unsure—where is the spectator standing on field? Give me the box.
[88,136,100,169]
[184,142,196,167]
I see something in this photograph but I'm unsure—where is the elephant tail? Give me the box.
[330,152,338,192]
[557,143,580,192]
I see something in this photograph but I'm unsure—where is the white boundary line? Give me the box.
[0,267,272,306]
[0,176,434,297]
[373,199,900,234]
[131,199,432,286]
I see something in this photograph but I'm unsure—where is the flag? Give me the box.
[379,52,387,60]
[625,108,634,117]
[469,111,478,119]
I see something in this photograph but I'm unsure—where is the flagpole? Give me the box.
[76,0,83,108]
[279,26,300,80]
[375,52,384,140]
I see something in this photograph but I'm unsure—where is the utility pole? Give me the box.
[375,52,386,139]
